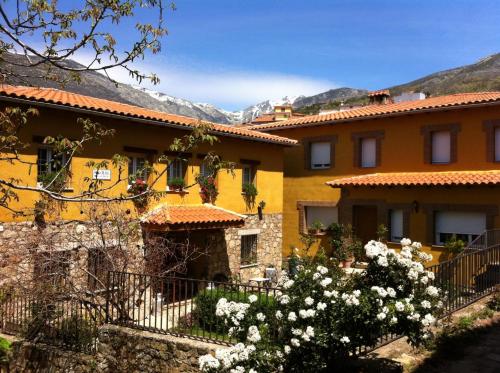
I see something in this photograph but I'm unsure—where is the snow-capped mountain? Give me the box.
[135,86,303,124]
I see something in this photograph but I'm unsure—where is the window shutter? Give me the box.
[495,127,500,162]
[435,211,486,243]
[389,209,404,242]
[431,131,451,163]
[361,138,377,167]
[310,142,331,169]
[305,206,338,228]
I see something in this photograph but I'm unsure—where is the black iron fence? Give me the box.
[106,271,279,345]
[0,294,105,354]
[1,244,500,353]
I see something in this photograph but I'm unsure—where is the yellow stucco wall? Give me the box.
[0,104,285,221]
[268,104,500,259]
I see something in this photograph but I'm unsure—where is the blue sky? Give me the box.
[11,0,500,110]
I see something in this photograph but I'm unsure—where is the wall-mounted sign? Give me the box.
[92,169,111,180]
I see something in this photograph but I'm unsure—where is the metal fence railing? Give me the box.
[0,294,105,354]
[106,271,279,345]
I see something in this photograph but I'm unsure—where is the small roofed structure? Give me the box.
[368,89,392,105]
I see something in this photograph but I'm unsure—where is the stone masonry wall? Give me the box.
[8,325,221,373]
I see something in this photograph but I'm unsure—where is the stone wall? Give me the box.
[8,325,221,373]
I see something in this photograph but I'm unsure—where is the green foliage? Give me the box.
[444,236,466,254]
[328,223,362,263]
[242,183,258,197]
[194,288,276,334]
[0,336,11,363]
[377,224,388,242]
[168,177,186,190]
[309,220,324,232]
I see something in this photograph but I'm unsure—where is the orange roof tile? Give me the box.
[326,170,500,188]
[250,92,500,131]
[368,89,390,97]
[141,204,245,230]
[0,84,297,146]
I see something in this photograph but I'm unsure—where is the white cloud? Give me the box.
[73,51,335,110]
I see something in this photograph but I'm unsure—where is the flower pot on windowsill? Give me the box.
[341,257,355,269]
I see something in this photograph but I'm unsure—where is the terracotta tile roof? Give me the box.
[0,84,297,146]
[140,204,245,229]
[326,170,500,188]
[250,92,500,131]
[368,89,390,97]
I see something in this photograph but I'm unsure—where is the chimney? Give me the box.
[368,89,392,105]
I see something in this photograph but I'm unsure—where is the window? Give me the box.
[306,206,338,231]
[242,164,256,189]
[34,251,70,287]
[128,156,147,184]
[310,142,331,169]
[495,127,500,162]
[389,209,404,242]
[167,159,185,182]
[431,131,451,164]
[200,161,212,178]
[360,138,377,168]
[87,248,112,291]
[37,147,68,182]
[434,211,486,245]
[241,234,258,265]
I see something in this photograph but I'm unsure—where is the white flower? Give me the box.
[199,354,220,370]
[365,240,386,258]
[288,312,297,321]
[400,238,412,247]
[411,241,422,249]
[256,313,266,322]
[279,295,290,304]
[320,277,333,288]
[420,276,429,285]
[421,313,436,327]
[284,345,291,354]
[283,279,294,289]
[421,300,431,309]
[386,287,396,298]
[291,338,300,347]
[292,328,303,336]
[427,271,435,280]
[248,294,258,303]
[305,296,314,306]
[247,325,261,343]
[407,268,419,280]
[230,367,245,373]
[426,286,440,297]
[275,310,283,319]
[316,302,327,311]
[390,316,398,324]
[395,301,405,312]
[340,336,350,344]
[317,265,328,274]
[377,312,386,320]
[299,309,316,318]
[377,256,389,267]
[312,272,321,280]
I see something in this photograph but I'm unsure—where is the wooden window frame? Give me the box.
[420,123,461,164]
[351,131,384,168]
[302,135,337,170]
[483,119,500,163]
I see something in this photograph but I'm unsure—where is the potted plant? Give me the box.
[197,175,218,203]
[128,177,149,208]
[168,177,185,192]
[309,220,325,235]
[242,183,258,207]
[445,235,466,255]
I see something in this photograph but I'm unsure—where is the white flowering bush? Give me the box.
[199,239,443,372]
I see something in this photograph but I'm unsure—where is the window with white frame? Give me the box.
[37,147,68,182]
[389,209,404,242]
[310,142,331,169]
[167,159,185,179]
[434,211,486,245]
[305,206,338,231]
[360,138,377,168]
[495,127,500,162]
[128,156,147,184]
[200,161,212,178]
[431,131,451,164]
[241,234,258,265]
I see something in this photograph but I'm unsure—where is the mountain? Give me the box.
[293,88,368,108]
[0,53,236,124]
[389,53,500,96]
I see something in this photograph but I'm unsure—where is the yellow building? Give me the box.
[0,85,296,282]
[252,92,500,263]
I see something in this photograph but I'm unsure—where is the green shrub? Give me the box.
[487,293,500,311]
[194,288,276,334]
[0,337,11,364]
